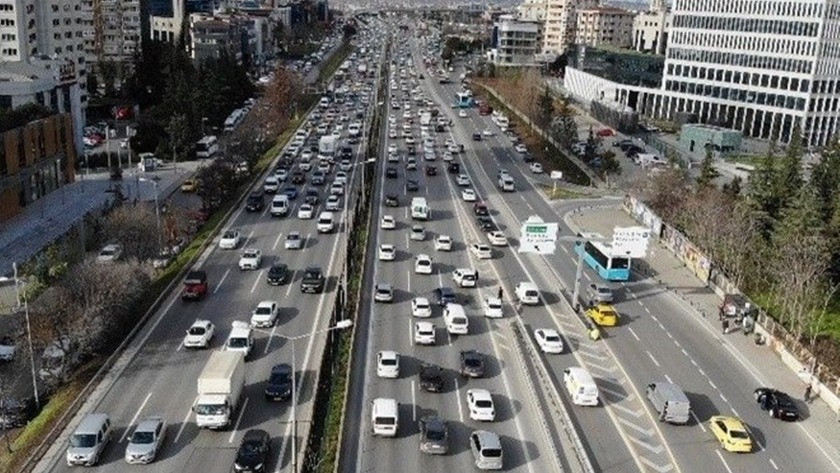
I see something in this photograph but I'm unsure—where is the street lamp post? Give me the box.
[7,264,40,409]
[139,177,162,250]
[278,319,353,473]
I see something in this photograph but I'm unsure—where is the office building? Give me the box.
[542,0,598,55]
[151,0,186,43]
[82,0,142,73]
[490,14,541,66]
[633,7,671,55]
[575,7,634,49]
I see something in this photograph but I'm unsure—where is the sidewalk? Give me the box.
[0,162,200,278]
[564,205,840,463]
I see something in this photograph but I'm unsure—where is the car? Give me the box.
[587,284,614,304]
[406,157,417,169]
[234,429,271,472]
[514,144,528,153]
[473,202,489,216]
[534,328,564,353]
[238,249,262,270]
[325,194,341,211]
[282,187,299,199]
[374,283,394,303]
[709,416,752,453]
[124,416,166,464]
[405,179,420,191]
[434,286,457,306]
[596,128,615,137]
[414,254,433,274]
[460,350,486,378]
[181,179,198,192]
[285,232,304,250]
[378,244,396,261]
[462,188,477,201]
[0,336,16,361]
[472,133,482,141]
[459,109,467,118]
[469,244,492,259]
[435,234,452,251]
[380,215,396,229]
[263,176,280,193]
[303,188,319,205]
[476,216,496,232]
[530,162,543,174]
[386,167,398,178]
[377,351,400,379]
[183,319,215,349]
[425,165,437,176]
[486,231,508,246]
[586,304,620,326]
[482,129,493,137]
[245,191,265,212]
[419,416,449,455]
[442,152,453,162]
[250,301,279,328]
[274,168,289,182]
[266,264,289,285]
[412,297,433,318]
[300,267,325,293]
[467,389,496,421]
[96,243,123,262]
[410,225,426,241]
[453,268,478,288]
[384,194,400,207]
[297,203,315,219]
[291,172,305,184]
[311,171,326,186]
[414,322,436,345]
[754,388,800,421]
[265,364,292,401]
[484,297,503,318]
[456,174,470,186]
[419,363,444,392]
[387,144,398,154]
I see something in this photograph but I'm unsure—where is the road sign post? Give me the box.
[519,216,558,255]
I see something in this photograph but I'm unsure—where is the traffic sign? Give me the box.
[550,171,564,180]
[612,226,650,258]
[519,216,558,255]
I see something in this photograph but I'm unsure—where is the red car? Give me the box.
[596,128,615,137]
[181,270,208,300]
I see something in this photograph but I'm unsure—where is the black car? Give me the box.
[245,191,265,212]
[234,429,271,472]
[754,388,800,421]
[459,350,486,378]
[425,165,437,176]
[434,286,457,306]
[386,167,398,178]
[384,194,399,207]
[418,416,449,455]
[473,203,489,216]
[265,364,293,401]
[472,133,482,141]
[435,124,445,132]
[291,172,305,184]
[406,179,419,192]
[340,147,353,159]
[266,263,289,285]
[448,162,460,174]
[522,153,534,163]
[419,363,444,392]
[311,171,326,186]
[407,144,417,155]
[304,188,320,205]
[477,216,496,231]
[300,267,325,293]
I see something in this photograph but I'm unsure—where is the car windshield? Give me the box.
[130,431,155,444]
[288,234,299,240]
[269,372,290,384]
[381,358,397,366]
[70,434,96,448]
[223,231,235,239]
[188,326,206,336]
[374,417,395,425]
[484,448,502,458]
[425,427,446,441]
[475,400,493,408]
[228,337,248,348]
[545,335,560,342]
[270,267,285,275]
[465,358,481,367]
[255,307,272,315]
[100,248,114,256]
[453,317,467,325]
[240,440,263,455]
[730,429,749,439]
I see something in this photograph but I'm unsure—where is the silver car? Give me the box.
[587,284,614,304]
[125,416,166,464]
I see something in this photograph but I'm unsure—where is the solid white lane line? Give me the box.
[228,397,250,443]
[454,378,464,423]
[214,268,231,294]
[174,399,195,443]
[250,271,262,294]
[273,232,284,250]
[411,380,417,421]
[120,392,152,443]
[646,351,661,367]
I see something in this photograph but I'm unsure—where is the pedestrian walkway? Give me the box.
[0,163,199,278]
[564,205,840,464]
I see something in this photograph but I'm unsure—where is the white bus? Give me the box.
[224,109,245,132]
[196,135,218,158]
[411,197,430,220]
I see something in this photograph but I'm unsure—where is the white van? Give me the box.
[66,413,111,466]
[317,212,335,233]
[563,367,599,406]
[515,282,540,305]
[270,195,290,217]
[371,398,399,437]
[411,197,430,220]
[224,321,254,360]
[195,135,219,158]
[646,381,691,424]
[443,303,469,335]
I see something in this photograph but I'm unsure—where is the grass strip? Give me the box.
[317,41,353,87]
[538,183,591,200]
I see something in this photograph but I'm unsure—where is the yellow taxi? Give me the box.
[585,303,619,327]
[181,179,198,193]
[709,416,752,453]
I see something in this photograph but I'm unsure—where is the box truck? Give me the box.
[194,351,246,429]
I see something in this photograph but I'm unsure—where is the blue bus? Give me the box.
[574,233,631,281]
[455,91,474,108]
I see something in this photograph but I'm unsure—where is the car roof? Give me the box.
[257,300,275,307]
[271,363,291,374]
[473,430,501,447]
[416,321,433,329]
[469,388,492,400]
[379,350,398,359]
[191,319,211,327]
[134,417,163,432]
[713,416,746,430]
[243,429,269,442]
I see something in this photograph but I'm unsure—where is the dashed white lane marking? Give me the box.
[454,378,465,423]
[272,231,283,250]
[646,351,661,367]
[213,268,230,294]
[411,380,417,421]
[664,374,673,384]
[120,391,153,443]
[769,459,779,470]
[174,399,194,443]
[228,397,250,443]
[249,271,262,294]
[715,450,735,473]
[627,327,640,341]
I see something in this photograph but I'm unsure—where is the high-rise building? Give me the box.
[491,14,541,66]
[517,0,548,22]
[82,0,142,77]
[542,0,597,55]
[151,0,186,43]
[575,7,634,49]
[633,3,671,55]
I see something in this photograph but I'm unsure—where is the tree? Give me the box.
[748,142,781,237]
[265,65,303,128]
[630,167,690,223]
[536,85,554,131]
[721,176,742,199]
[696,147,720,188]
[104,205,163,260]
[196,160,238,211]
[165,113,191,168]
[98,60,119,97]
[272,20,287,54]
[775,124,804,210]
[583,127,601,163]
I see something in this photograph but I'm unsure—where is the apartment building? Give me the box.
[151,0,185,43]
[82,0,142,73]
[517,0,548,22]
[542,0,597,55]
[491,14,541,66]
[575,7,634,49]
[633,8,671,55]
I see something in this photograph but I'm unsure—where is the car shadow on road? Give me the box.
[500,434,540,469]
[595,377,629,406]
[686,392,721,424]
[490,392,522,423]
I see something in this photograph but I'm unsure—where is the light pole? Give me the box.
[5,265,40,409]
[276,319,353,473]
[138,177,162,250]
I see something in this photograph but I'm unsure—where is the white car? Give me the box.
[458,109,467,118]
[487,231,508,246]
[285,232,304,250]
[274,169,288,182]
[462,188,477,202]
[183,319,215,349]
[412,297,432,318]
[456,174,470,186]
[442,152,453,162]
[406,157,417,170]
[250,300,279,328]
[414,322,436,345]
[377,351,400,378]
[96,243,123,263]
[534,328,564,354]
[482,129,493,136]
[388,152,400,162]
[219,230,242,249]
[467,389,496,421]
[378,244,396,261]
[469,244,492,259]
[435,235,452,251]
[414,254,433,274]
[325,194,341,211]
[388,144,398,154]
[484,297,503,318]
[453,268,478,288]
[515,144,528,154]
[374,283,394,303]
[530,162,543,174]
[238,249,262,270]
[339,159,352,171]
[334,171,348,184]
[298,203,315,219]
[403,221,425,241]
[381,215,396,229]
